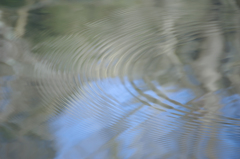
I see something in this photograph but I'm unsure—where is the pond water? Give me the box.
[1,0,240,158]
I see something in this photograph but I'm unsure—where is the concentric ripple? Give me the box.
[24,2,240,158]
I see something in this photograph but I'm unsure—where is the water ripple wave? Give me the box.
[24,3,240,159]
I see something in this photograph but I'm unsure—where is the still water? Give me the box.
[1,0,240,158]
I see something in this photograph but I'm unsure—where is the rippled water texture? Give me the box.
[1,0,240,158]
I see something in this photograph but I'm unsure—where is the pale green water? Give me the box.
[1,0,240,158]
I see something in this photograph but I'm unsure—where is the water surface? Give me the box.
[1,0,240,158]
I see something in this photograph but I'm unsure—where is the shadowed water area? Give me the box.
[1,0,240,158]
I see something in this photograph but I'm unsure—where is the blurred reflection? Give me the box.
[1,0,240,158]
